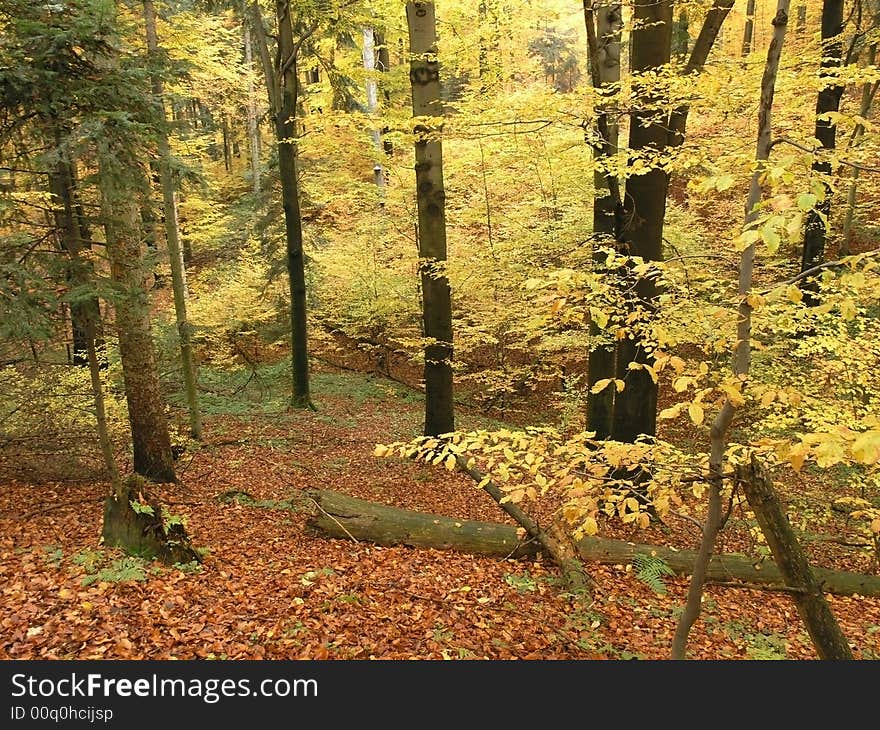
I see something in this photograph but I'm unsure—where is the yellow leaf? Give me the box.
[673,376,690,393]
[444,454,457,471]
[688,403,704,425]
[659,405,681,420]
[373,444,389,457]
[745,293,765,310]
[582,516,598,536]
[760,390,776,407]
[840,298,857,321]
[614,379,626,393]
[871,518,880,534]
[590,378,612,394]
[785,285,803,303]
[721,384,745,407]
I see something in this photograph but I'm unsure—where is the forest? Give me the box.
[1,0,879,662]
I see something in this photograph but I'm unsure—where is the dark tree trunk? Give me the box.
[799,0,845,303]
[275,0,312,409]
[584,2,623,438]
[737,456,854,659]
[610,0,673,443]
[407,1,454,437]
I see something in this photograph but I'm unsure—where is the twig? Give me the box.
[760,248,880,293]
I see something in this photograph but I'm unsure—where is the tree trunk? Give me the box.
[304,488,880,597]
[611,0,673,443]
[742,0,757,55]
[374,29,394,156]
[97,139,176,483]
[584,1,623,438]
[673,0,791,660]
[243,18,261,194]
[407,1,454,437]
[736,456,854,659]
[361,26,385,193]
[841,44,878,255]
[143,0,203,441]
[103,475,200,565]
[799,0,845,302]
[275,0,312,409]
[47,125,101,367]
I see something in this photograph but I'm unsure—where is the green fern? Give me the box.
[632,553,675,595]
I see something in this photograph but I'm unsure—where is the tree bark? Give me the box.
[799,0,845,303]
[143,0,202,441]
[737,456,854,659]
[97,139,176,483]
[304,488,880,597]
[407,1,454,437]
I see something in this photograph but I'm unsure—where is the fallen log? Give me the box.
[305,488,880,598]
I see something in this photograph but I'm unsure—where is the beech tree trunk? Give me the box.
[407,1,454,437]
[737,456,854,659]
[799,0,845,301]
[304,489,880,597]
[584,2,623,438]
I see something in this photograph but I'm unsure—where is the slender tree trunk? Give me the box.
[361,26,385,192]
[407,1,454,437]
[611,0,673,443]
[275,0,312,408]
[374,29,394,156]
[742,0,757,55]
[143,0,203,441]
[47,126,101,366]
[799,0,845,301]
[97,141,176,483]
[86,319,120,488]
[244,17,261,194]
[841,44,878,254]
[672,0,791,659]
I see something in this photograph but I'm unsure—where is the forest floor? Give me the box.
[2,366,880,661]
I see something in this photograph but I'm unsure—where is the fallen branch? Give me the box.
[304,488,880,598]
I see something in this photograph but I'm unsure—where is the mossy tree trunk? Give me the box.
[736,457,853,659]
